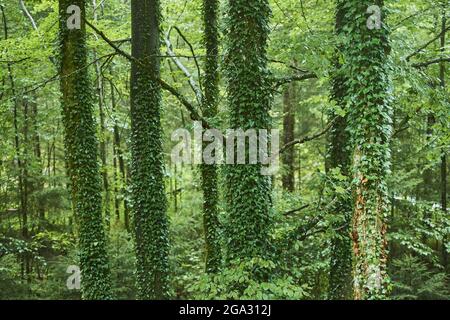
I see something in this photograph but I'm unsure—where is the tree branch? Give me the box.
[159,78,210,128]
[280,117,337,153]
[412,57,450,68]
[406,25,450,61]
[85,19,210,128]
[273,72,317,89]
[85,19,136,63]
[283,204,310,216]
[19,0,37,30]
[268,58,310,73]
[164,27,203,105]
[170,26,203,93]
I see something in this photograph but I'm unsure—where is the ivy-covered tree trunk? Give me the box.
[341,0,393,299]
[201,0,221,273]
[130,0,170,299]
[327,0,353,300]
[223,0,273,264]
[58,0,112,299]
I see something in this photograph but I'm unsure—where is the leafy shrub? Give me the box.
[187,257,310,300]
[390,255,449,300]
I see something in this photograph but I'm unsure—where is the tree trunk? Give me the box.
[439,6,448,270]
[328,1,353,300]
[110,79,129,230]
[201,0,221,273]
[58,0,112,299]
[130,0,170,299]
[110,81,120,223]
[223,0,273,266]
[92,0,110,229]
[342,0,392,299]
[30,100,45,225]
[2,5,31,283]
[282,82,296,192]
[422,114,435,204]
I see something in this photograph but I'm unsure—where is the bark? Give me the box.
[110,81,120,222]
[30,100,45,225]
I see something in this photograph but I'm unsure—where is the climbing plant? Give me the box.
[129,0,170,300]
[327,0,353,300]
[201,0,221,274]
[339,0,394,299]
[223,0,274,266]
[58,0,113,300]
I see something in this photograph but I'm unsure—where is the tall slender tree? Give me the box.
[58,0,112,299]
[223,0,273,264]
[327,0,353,300]
[201,0,221,273]
[130,0,170,299]
[282,82,296,192]
[92,0,111,229]
[438,3,447,270]
[341,0,393,299]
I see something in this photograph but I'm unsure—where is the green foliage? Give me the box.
[188,258,309,300]
[33,231,75,255]
[108,230,137,299]
[390,255,448,300]
[0,0,448,301]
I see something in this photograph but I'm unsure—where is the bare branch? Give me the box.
[273,72,317,89]
[170,26,203,93]
[412,57,450,68]
[164,27,203,105]
[268,59,311,73]
[406,25,450,61]
[85,19,136,63]
[19,0,37,30]
[84,19,210,127]
[159,78,210,128]
[283,204,310,216]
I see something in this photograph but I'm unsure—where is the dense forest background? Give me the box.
[0,0,448,300]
